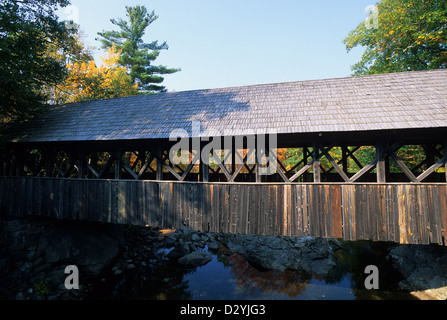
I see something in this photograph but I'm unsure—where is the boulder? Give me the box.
[389,244,447,291]
[72,232,120,277]
[166,240,191,259]
[207,241,220,251]
[178,251,212,267]
[35,226,120,278]
[221,234,337,274]
[37,232,72,264]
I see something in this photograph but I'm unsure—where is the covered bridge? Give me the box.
[1,69,447,245]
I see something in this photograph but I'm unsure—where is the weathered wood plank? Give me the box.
[291,185,300,237]
[430,185,443,245]
[0,178,8,215]
[377,184,386,241]
[2,177,447,245]
[209,184,216,232]
[241,184,249,234]
[355,185,364,240]
[323,185,330,237]
[440,185,447,246]
[117,181,126,224]
[302,185,309,236]
[110,180,119,224]
[283,184,291,236]
[330,185,343,238]
[223,184,230,233]
[387,185,399,243]
[421,184,430,244]
[397,184,408,244]
[350,185,357,241]
[341,185,349,240]
[405,185,416,244]
[367,185,377,241]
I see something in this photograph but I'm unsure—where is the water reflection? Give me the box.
[85,240,416,300]
[219,253,328,299]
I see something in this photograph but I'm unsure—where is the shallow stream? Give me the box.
[85,240,416,300]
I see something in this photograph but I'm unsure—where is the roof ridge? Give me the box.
[165,68,447,93]
[59,68,447,107]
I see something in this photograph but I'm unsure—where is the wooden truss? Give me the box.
[2,141,446,183]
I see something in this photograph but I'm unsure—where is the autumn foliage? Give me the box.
[344,0,447,75]
[57,44,138,103]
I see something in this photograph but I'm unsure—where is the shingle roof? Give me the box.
[7,69,447,143]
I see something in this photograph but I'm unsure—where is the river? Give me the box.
[84,238,416,300]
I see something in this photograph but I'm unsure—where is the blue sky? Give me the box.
[57,0,377,92]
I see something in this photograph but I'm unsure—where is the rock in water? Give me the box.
[35,228,120,278]
[221,234,337,274]
[166,240,191,259]
[177,251,212,267]
[72,233,120,277]
[207,241,220,251]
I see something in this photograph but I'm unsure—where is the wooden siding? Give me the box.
[0,177,445,245]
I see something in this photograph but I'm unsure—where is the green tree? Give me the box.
[0,0,75,122]
[344,0,447,76]
[97,5,180,93]
[59,44,138,103]
[343,0,447,178]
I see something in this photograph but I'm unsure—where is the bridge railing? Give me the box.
[2,142,446,184]
[1,176,446,245]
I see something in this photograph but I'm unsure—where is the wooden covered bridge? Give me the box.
[1,69,447,245]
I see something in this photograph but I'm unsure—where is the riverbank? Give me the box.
[0,216,446,300]
[389,243,447,300]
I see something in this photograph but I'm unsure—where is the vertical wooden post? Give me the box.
[3,149,11,176]
[385,153,390,182]
[425,144,435,181]
[1,152,6,176]
[255,135,262,183]
[445,142,447,183]
[114,150,122,179]
[200,142,209,182]
[77,151,85,179]
[44,149,54,177]
[342,146,348,174]
[197,140,202,182]
[376,141,386,183]
[303,147,308,182]
[231,137,236,175]
[15,149,24,177]
[313,143,321,183]
[156,146,163,181]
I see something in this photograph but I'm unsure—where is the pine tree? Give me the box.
[97,5,180,93]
